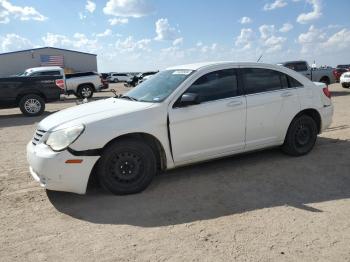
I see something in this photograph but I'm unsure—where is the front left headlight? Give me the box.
[46,124,85,151]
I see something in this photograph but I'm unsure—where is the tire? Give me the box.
[342,83,349,88]
[97,139,157,195]
[19,94,45,117]
[282,115,318,156]
[77,85,94,98]
[320,77,330,85]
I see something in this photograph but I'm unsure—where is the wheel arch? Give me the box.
[16,91,47,105]
[77,82,95,91]
[288,108,322,136]
[102,132,167,171]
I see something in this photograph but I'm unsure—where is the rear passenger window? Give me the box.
[287,76,303,87]
[242,68,283,94]
[186,69,238,103]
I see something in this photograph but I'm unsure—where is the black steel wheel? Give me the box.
[97,139,157,195]
[282,115,318,156]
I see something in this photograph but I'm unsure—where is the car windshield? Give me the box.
[123,69,193,103]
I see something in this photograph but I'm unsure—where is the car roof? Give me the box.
[166,61,286,71]
[26,66,62,72]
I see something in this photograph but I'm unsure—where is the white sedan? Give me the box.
[27,62,333,195]
[340,71,350,88]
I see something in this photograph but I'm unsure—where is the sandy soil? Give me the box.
[0,83,349,262]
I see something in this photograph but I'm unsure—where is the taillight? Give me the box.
[55,79,65,90]
[323,86,331,98]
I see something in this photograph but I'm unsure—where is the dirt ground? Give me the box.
[0,83,349,262]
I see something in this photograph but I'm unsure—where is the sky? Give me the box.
[0,0,350,72]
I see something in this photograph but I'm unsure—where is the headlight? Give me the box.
[46,125,85,151]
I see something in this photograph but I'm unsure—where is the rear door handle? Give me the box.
[227,100,243,107]
[281,91,293,98]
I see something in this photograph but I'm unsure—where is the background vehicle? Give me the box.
[107,73,132,83]
[27,62,333,195]
[22,67,104,98]
[137,71,158,84]
[279,61,335,85]
[333,64,350,82]
[0,75,64,116]
[340,72,350,88]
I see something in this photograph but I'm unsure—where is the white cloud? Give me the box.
[0,33,33,52]
[259,24,286,53]
[0,0,47,23]
[115,36,151,52]
[96,29,112,37]
[296,0,322,24]
[321,29,350,50]
[172,37,183,46]
[259,24,275,39]
[297,25,326,53]
[279,23,293,33]
[103,0,154,18]
[235,28,254,50]
[155,18,179,41]
[109,17,128,25]
[263,0,287,11]
[41,33,99,52]
[239,16,252,24]
[85,0,96,13]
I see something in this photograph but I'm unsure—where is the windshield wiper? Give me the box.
[119,95,139,101]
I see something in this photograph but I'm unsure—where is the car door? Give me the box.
[241,67,300,149]
[168,68,246,164]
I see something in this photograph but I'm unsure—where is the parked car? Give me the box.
[0,75,64,116]
[138,74,155,84]
[137,71,158,84]
[108,73,132,83]
[278,61,335,85]
[27,62,333,195]
[340,71,350,88]
[21,67,104,98]
[333,65,350,82]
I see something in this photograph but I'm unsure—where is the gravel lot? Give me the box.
[0,83,349,262]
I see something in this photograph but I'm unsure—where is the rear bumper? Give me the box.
[27,142,100,194]
[320,105,334,132]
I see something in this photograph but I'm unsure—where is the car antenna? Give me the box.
[257,54,263,63]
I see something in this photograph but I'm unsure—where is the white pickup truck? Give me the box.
[21,67,104,98]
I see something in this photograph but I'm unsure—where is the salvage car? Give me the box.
[27,62,334,195]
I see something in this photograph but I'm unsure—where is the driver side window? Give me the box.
[186,69,238,103]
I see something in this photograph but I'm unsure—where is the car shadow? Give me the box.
[47,137,350,227]
[0,111,56,128]
[330,90,350,97]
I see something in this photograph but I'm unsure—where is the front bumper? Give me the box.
[27,142,100,194]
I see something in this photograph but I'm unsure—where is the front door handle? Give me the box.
[281,91,293,98]
[227,100,243,107]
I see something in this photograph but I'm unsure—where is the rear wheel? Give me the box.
[97,139,157,195]
[19,94,45,116]
[282,115,318,156]
[77,85,94,98]
[320,77,330,85]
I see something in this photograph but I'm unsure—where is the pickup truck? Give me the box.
[0,75,64,116]
[21,67,104,98]
[278,61,335,85]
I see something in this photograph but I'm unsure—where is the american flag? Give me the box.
[40,55,64,67]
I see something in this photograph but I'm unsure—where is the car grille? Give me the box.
[32,129,47,146]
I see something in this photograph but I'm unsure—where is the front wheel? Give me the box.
[282,115,318,156]
[78,85,94,98]
[97,139,157,195]
[19,94,45,116]
[342,83,349,88]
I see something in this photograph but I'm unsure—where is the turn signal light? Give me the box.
[65,159,83,164]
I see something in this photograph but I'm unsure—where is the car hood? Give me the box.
[38,98,155,131]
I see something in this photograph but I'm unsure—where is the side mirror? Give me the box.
[178,93,199,107]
